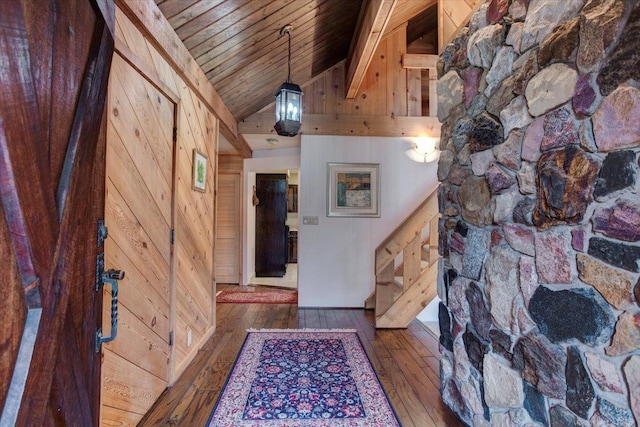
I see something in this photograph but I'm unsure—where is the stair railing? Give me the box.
[367,186,440,328]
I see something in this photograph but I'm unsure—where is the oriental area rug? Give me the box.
[216,289,298,304]
[207,329,400,427]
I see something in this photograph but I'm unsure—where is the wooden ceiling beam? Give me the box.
[345,0,397,99]
[402,54,439,69]
[239,113,441,138]
[115,0,252,158]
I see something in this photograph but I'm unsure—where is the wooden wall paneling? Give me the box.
[101,290,170,380]
[102,47,175,424]
[115,39,179,104]
[386,25,408,117]
[174,221,213,324]
[114,7,157,72]
[115,1,249,157]
[101,350,167,418]
[112,9,218,381]
[311,78,327,115]
[407,69,422,116]
[104,234,170,337]
[110,57,175,214]
[440,0,481,48]
[362,39,387,116]
[326,63,344,115]
[172,78,217,377]
[240,113,441,137]
[218,153,243,172]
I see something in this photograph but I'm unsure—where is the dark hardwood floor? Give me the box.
[138,285,465,426]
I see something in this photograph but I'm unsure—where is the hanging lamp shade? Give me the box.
[274,25,303,137]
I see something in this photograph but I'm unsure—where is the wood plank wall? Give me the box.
[439,0,482,51]
[281,25,410,118]
[101,7,218,425]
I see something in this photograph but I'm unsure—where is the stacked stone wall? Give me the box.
[436,0,640,425]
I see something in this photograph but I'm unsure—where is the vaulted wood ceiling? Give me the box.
[154,0,438,124]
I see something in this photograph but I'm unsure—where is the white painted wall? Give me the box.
[242,148,300,286]
[298,135,439,307]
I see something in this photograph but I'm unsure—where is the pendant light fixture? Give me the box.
[274,24,303,137]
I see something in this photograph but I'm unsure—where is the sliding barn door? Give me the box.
[0,0,114,425]
[101,53,176,425]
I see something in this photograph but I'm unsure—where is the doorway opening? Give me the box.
[251,169,298,290]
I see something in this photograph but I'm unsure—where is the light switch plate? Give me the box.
[303,216,319,225]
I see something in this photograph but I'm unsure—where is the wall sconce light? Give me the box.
[274,24,303,137]
[406,136,440,163]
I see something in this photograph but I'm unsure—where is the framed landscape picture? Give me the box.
[192,149,207,192]
[327,162,380,217]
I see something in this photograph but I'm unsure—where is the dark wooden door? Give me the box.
[255,174,288,277]
[0,1,114,425]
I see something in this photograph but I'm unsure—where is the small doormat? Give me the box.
[207,329,400,427]
[216,289,298,304]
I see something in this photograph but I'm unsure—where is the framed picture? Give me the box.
[192,149,207,192]
[327,162,380,217]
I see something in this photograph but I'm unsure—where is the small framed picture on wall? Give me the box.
[327,162,380,217]
[192,149,207,192]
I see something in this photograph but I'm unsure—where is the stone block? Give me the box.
[533,145,599,229]
[540,108,579,151]
[577,0,626,74]
[467,24,505,69]
[470,149,495,176]
[565,346,595,419]
[493,129,522,171]
[468,112,504,153]
[503,223,535,256]
[606,311,640,356]
[597,2,640,96]
[528,286,615,346]
[538,17,580,67]
[588,237,640,273]
[438,70,464,121]
[459,176,493,227]
[594,398,636,427]
[525,63,578,117]
[485,46,517,97]
[593,151,638,201]
[612,210,640,253]
[534,229,573,284]
[513,331,567,399]
[577,253,635,310]
[585,352,625,395]
[500,95,532,138]
[483,354,524,408]
[485,246,521,331]
[623,355,640,425]
[462,227,489,281]
[466,281,492,341]
[593,86,640,152]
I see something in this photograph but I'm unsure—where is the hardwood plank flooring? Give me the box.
[138,285,465,426]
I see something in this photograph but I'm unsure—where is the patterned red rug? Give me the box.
[216,289,298,304]
[207,329,400,427]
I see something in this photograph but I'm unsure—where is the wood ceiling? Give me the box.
[154,0,438,124]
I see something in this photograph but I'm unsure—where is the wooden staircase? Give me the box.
[366,187,440,328]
